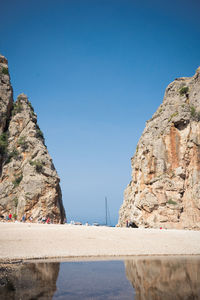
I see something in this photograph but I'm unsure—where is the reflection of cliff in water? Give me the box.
[0,262,60,300]
[125,256,200,300]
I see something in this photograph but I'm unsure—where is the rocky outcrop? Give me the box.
[125,257,200,300]
[119,67,200,229]
[0,55,66,223]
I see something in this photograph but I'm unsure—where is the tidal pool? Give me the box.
[0,256,200,299]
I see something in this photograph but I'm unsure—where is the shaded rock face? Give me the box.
[0,56,13,170]
[119,67,200,229]
[125,257,200,300]
[0,56,13,135]
[0,262,60,299]
[0,55,66,223]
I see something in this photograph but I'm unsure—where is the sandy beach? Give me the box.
[0,222,200,261]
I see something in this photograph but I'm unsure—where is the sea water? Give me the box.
[0,256,200,299]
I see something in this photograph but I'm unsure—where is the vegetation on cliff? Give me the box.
[119,67,200,230]
[0,55,66,223]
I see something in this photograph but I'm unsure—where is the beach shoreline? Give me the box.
[0,222,200,262]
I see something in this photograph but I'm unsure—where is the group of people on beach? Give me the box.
[2,213,33,223]
[1,213,52,224]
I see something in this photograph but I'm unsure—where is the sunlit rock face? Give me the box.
[119,67,200,229]
[125,257,200,300]
[0,262,60,299]
[0,55,66,223]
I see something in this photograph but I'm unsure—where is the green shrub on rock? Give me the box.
[5,148,19,164]
[12,174,23,188]
[2,67,9,75]
[36,128,44,140]
[179,86,189,96]
[13,197,18,208]
[28,101,34,111]
[0,132,8,155]
[18,136,28,151]
[190,106,196,117]
[168,112,178,122]
[190,106,200,121]
[29,159,44,173]
[167,199,177,205]
[12,102,23,116]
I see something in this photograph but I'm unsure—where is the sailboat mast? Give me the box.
[105,197,107,226]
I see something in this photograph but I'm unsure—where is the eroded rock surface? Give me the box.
[0,55,65,223]
[119,67,200,229]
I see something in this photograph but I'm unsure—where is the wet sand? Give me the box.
[0,223,200,261]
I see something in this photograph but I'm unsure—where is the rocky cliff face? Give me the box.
[0,56,13,135]
[0,55,66,223]
[119,67,200,229]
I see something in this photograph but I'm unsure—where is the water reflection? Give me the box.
[125,256,200,300]
[54,260,133,299]
[0,262,59,300]
[0,257,200,299]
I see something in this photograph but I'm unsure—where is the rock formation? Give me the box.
[0,56,13,135]
[119,67,200,229]
[0,55,66,223]
[125,257,200,300]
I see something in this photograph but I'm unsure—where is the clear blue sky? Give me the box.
[0,0,200,225]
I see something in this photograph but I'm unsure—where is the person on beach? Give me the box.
[126,220,129,228]
[9,213,12,221]
[22,214,26,222]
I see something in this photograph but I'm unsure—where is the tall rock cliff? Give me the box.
[0,55,66,223]
[119,67,200,229]
[0,56,13,135]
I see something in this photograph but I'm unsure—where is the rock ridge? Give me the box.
[119,67,200,229]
